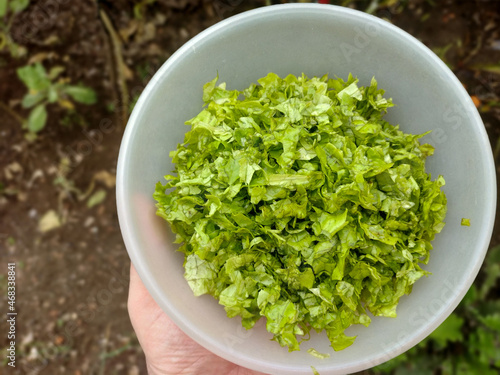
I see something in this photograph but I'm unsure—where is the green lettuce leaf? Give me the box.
[154,73,447,352]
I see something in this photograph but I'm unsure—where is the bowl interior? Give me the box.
[117,4,496,374]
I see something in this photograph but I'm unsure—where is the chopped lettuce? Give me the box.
[308,348,331,359]
[154,73,447,352]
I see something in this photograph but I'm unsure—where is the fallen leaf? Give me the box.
[121,61,134,80]
[41,35,60,46]
[54,335,64,345]
[58,99,75,110]
[47,165,59,175]
[471,63,500,75]
[119,20,139,42]
[87,189,107,208]
[11,144,23,153]
[137,22,156,44]
[27,51,58,65]
[94,170,116,188]
[441,12,455,23]
[97,205,105,216]
[27,347,40,361]
[39,210,62,232]
[3,187,18,196]
[145,43,162,56]
[4,162,23,180]
[17,191,27,202]
[27,169,45,189]
[471,95,481,108]
[154,13,168,25]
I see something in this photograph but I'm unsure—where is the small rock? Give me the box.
[27,347,40,361]
[84,217,95,227]
[46,321,55,332]
[21,331,34,348]
[29,208,38,218]
[47,165,58,175]
[180,28,189,39]
[60,312,77,322]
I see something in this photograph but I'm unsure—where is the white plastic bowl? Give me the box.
[117,4,496,374]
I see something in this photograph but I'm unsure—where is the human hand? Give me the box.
[128,264,267,375]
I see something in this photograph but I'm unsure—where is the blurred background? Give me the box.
[0,0,498,374]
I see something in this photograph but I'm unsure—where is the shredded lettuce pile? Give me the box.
[154,73,447,352]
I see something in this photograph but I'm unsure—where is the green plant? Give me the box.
[129,92,140,114]
[0,0,29,58]
[16,62,97,136]
[372,244,500,375]
[133,0,157,20]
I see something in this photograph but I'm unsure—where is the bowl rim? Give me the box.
[117,3,496,374]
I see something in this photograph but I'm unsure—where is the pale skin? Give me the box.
[128,264,267,375]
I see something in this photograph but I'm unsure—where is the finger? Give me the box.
[128,263,147,302]
[128,263,145,310]
[128,263,161,323]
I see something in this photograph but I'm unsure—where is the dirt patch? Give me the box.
[0,1,498,374]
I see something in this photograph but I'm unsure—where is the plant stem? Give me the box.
[494,137,500,161]
[99,9,129,127]
[0,101,25,125]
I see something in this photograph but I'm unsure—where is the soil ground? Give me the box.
[0,1,499,374]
